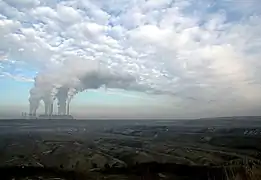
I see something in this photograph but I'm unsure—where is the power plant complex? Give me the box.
[24,99,73,119]
[24,61,155,120]
[26,87,74,119]
[38,99,73,119]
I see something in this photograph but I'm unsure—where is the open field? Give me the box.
[0,117,261,179]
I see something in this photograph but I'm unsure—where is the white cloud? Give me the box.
[5,0,40,7]
[56,5,82,24]
[1,72,34,82]
[1,0,261,117]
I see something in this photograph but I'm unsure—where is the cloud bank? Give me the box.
[1,0,261,116]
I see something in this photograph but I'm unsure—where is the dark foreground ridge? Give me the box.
[100,162,251,180]
[0,162,251,180]
[0,117,261,179]
[0,166,86,180]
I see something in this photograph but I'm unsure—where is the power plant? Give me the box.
[26,60,159,120]
[47,101,70,116]
[40,99,73,119]
[27,87,74,119]
[26,99,73,119]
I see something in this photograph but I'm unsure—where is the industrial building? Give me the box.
[27,87,74,119]
[26,99,73,119]
[39,100,73,119]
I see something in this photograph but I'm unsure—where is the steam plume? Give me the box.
[56,87,69,115]
[28,59,172,115]
[28,60,137,115]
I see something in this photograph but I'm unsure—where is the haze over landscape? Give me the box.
[1,0,261,119]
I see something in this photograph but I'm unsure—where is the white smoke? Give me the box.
[28,59,138,114]
[28,58,179,115]
[68,88,78,103]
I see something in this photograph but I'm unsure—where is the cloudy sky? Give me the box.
[0,0,261,119]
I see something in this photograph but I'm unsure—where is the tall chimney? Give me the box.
[50,103,53,116]
[67,102,70,115]
[29,104,33,116]
[57,102,66,115]
[44,102,48,115]
[32,109,36,117]
[63,102,66,115]
[57,102,61,115]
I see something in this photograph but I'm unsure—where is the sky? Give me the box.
[0,0,261,119]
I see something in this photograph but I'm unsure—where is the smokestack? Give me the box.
[57,102,61,115]
[56,87,69,115]
[67,102,70,115]
[63,102,67,115]
[58,102,66,115]
[32,110,36,117]
[50,103,53,116]
[44,102,48,115]
[29,105,33,116]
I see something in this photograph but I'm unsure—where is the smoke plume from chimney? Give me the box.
[28,59,172,115]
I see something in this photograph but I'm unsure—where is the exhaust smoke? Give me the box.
[28,59,171,116]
